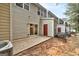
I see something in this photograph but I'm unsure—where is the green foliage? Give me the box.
[65,3,79,32]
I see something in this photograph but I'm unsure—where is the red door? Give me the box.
[58,27,61,32]
[43,24,48,36]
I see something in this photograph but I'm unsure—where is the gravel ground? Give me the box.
[16,35,79,56]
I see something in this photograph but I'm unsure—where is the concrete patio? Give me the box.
[13,35,51,55]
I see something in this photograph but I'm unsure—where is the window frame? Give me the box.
[37,8,40,15]
[16,3,23,8]
[24,3,29,10]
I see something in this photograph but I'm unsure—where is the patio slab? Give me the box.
[13,35,51,55]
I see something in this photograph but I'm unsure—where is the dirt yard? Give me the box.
[15,35,79,56]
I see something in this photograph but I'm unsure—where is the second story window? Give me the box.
[41,9,45,17]
[37,8,40,15]
[24,3,29,10]
[44,10,46,17]
[16,3,23,8]
[41,10,43,16]
[59,20,64,24]
[37,11,40,15]
[48,13,53,17]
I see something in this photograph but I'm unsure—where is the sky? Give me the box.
[40,3,67,19]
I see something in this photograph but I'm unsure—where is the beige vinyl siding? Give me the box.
[11,3,40,40]
[0,3,10,41]
[30,3,38,15]
[11,4,29,40]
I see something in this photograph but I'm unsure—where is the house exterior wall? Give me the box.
[28,3,40,35]
[0,3,58,41]
[11,3,40,40]
[28,12,40,35]
[26,3,40,35]
[0,3,10,41]
[11,4,29,40]
[30,3,38,15]
[56,24,66,33]
[41,20,54,37]
[10,3,47,40]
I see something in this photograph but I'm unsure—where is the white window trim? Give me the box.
[15,3,30,11]
[16,3,23,8]
[24,3,30,11]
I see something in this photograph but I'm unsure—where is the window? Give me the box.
[37,8,40,15]
[41,10,43,16]
[24,3,29,10]
[44,10,46,17]
[48,13,52,17]
[41,10,46,17]
[65,22,68,26]
[37,11,40,15]
[60,20,64,24]
[16,3,23,8]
